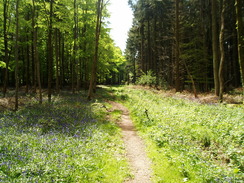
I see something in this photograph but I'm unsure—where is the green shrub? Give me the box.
[137,70,156,86]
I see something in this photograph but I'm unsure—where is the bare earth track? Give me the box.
[109,101,152,183]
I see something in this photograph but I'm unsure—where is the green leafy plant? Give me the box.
[115,86,244,182]
[0,92,130,182]
[137,70,156,86]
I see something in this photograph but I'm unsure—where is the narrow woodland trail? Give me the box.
[109,101,152,183]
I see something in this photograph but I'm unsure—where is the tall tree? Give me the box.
[3,0,9,97]
[32,0,42,104]
[219,0,226,101]
[15,0,20,111]
[211,0,220,96]
[87,0,104,100]
[47,0,53,102]
[235,0,244,91]
[72,0,78,93]
[175,0,180,91]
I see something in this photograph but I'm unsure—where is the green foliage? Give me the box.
[0,92,130,182]
[137,70,156,86]
[0,0,126,88]
[126,0,241,92]
[0,61,6,68]
[116,86,244,182]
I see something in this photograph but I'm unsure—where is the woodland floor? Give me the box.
[108,101,152,183]
[0,86,243,111]
[0,86,243,182]
[129,85,243,105]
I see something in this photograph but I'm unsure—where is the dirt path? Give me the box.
[109,101,152,183]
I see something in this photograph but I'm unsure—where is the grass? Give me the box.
[108,86,244,183]
[1,86,243,182]
[0,91,130,182]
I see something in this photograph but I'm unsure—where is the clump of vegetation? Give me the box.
[0,92,130,182]
[117,86,243,182]
[137,70,156,86]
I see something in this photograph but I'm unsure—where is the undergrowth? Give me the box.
[0,91,129,182]
[110,86,244,183]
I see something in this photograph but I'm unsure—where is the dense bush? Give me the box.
[137,70,156,86]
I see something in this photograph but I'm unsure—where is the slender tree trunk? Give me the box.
[211,0,220,96]
[182,58,198,98]
[175,0,180,92]
[153,17,158,85]
[147,18,152,71]
[61,35,65,88]
[3,0,9,97]
[25,35,30,93]
[133,56,136,83]
[15,0,20,111]
[32,40,37,93]
[32,0,42,104]
[48,0,53,102]
[235,0,244,93]
[55,28,60,94]
[140,24,145,73]
[200,0,210,92]
[88,0,103,100]
[219,0,226,102]
[73,0,78,93]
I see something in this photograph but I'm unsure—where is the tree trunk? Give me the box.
[55,28,60,94]
[48,0,53,102]
[133,57,136,83]
[211,0,220,96]
[32,40,37,93]
[235,0,244,93]
[32,0,42,104]
[140,24,145,73]
[61,35,65,88]
[175,0,180,92]
[87,0,103,100]
[183,58,198,98]
[25,35,30,94]
[3,0,9,97]
[73,0,79,93]
[200,0,210,92]
[147,18,152,71]
[15,0,20,111]
[219,0,226,102]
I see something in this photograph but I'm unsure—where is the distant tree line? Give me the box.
[126,0,244,100]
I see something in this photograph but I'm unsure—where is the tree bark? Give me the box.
[55,28,60,94]
[140,23,145,73]
[200,0,210,92]
[48,0,53,102]
[25,34,30,94]
[211,0,220,96]
[32,0,42,104]
[87,0,103,100]
[73,0,79,93]
[15,0,20,111]
[3,0,9,97]
[175,0,180,92]
[219,0,226,102]
[235,0,244,93]
[182,58,198,98]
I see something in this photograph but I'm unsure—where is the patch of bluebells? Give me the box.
[1,98,97,136]
[0,93,126,182]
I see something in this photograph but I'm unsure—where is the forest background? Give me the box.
[0,0,243,110]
